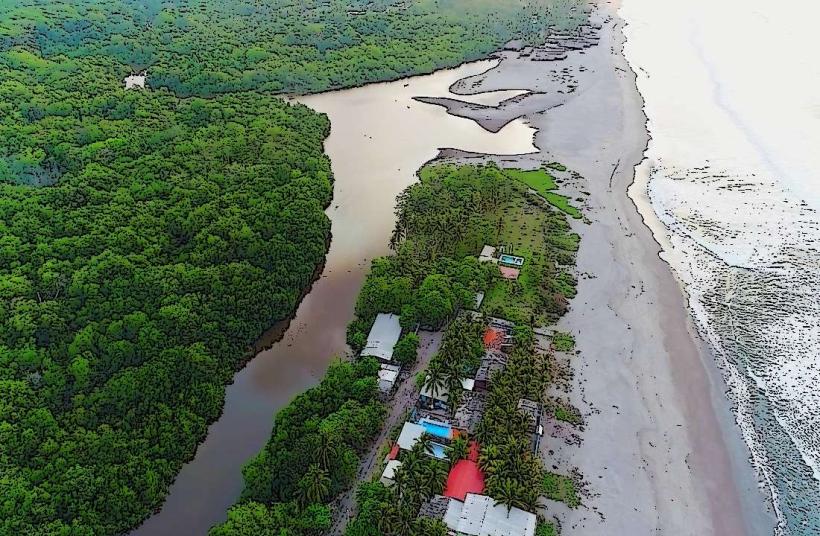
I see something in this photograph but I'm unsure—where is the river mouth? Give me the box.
[131,58,536,536]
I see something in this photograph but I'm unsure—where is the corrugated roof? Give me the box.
[445,493,536,536]
[362,313,402,361]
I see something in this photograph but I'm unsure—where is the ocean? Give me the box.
[619,0,820,533]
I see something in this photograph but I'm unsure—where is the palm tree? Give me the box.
[314,432,335,470]
[447,437,469,467]
[423,364,447,407]
[422,461,449,498]
[493,478,528,517]
[296,463,331,506]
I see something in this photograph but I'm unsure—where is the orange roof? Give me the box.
[483,328,503,350]
[387,443,400,461]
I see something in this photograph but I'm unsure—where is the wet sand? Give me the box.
[436,2,775,534]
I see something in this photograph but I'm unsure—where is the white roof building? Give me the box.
[479,245,497,263]
[397,422,426,450]
[124,73,146,89]
[362,313,402,361]
[443,493,536,536]
[378,364,401,392]
[380,460,402,486]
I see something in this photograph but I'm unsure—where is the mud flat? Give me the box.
[435,3,776,534]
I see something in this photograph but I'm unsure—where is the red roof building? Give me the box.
[499,266,520,280]
[387,443,400,461]
[483,328,503,350]
[443,442,485,501]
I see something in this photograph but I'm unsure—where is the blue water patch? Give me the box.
[499,254,524,266]
[419,418,451,439]
[429,442,447,459]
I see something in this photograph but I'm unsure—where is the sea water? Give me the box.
[620,0,820,533]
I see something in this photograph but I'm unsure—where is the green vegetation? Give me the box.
[552,400,583,426]
[0,1,587,533]
[393,332,421,367]
[542,471,581,508]
[503,168,581,219]
[212,358,384,534]
[537,521,559,536]
[552,330,576,352]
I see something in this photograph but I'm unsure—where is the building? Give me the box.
[443,493,536,536]
[479,245,497,263]
[420,377,475,409]
[378,363,401,393]
[443,442,485,501]
[451,390,488,433]
[474,351,508,391]
[380,460,402,486]
[362,313,402,362]
[397,422,426,450]
[418,495,451,520]
[473,291,485,310]
[517,398,541,434]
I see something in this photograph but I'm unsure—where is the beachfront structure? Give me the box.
[443,493,536,536]
[397,422,426,450]
[474,351,508,391]
[420,377,475,409]
[362,313,402,361]
[479,245,497,263]
[483,327,513,351]
[450,391,488,433]
[517,398,541,433]
[380,460,402,486]
[378,363,401,393]
[396,422,449,459]
[443,442,485,501]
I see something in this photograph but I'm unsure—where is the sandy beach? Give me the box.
[436,1,776,533]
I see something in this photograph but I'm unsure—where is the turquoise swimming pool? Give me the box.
[499,254,524,266]
[419,418,452,439]
[429,442,447,459]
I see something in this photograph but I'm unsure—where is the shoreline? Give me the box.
[436,1,773,533]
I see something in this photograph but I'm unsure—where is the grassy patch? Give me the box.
[536,521,559,536]
[553,401,583,426]
[552,331,575,352]
[546,162,568,172]
[503,168,581,219]
[542,472,581,508]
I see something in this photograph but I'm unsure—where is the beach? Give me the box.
[436,1,776,533]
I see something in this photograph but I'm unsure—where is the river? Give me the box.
[131,59,536,535]
[621,0,820,533]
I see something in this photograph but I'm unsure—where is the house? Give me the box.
[418,494,452,520]
[474,351,508,391]
[483,328,512,351]
[362,313,402,362]
[451,390,488,433]
[443,442,485,501]
[380,460,402,486]
[420,377,475,409]
[517,398,541,434]
[479,245,497,263]
[378,363,401,393]
[443,493,536,536]
[397,422,426,450]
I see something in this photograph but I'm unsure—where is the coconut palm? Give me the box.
[423,363,447,407]
[493,478,529,517]
[313,432,336,470]
[447,437,470,466]
[296,463,331,506]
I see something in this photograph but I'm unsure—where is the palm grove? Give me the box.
[0,0,585,534]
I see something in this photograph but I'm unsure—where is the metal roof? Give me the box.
[361,313,402,361]
[444,493,536,536]
[397,422,426,450]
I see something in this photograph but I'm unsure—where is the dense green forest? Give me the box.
[0,0,586,533]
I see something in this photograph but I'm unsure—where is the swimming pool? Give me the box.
[419,418,452,439]
[429,442,447,459]
[499,254,524,266]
